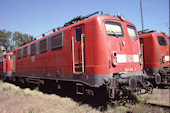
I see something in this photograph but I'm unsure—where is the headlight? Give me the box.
[112,59,118,66]
[113,52,117,58]
[162,55,165,63]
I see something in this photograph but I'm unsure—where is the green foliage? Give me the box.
[0,30,13,53]
[13,32,34,48]
[0,30,34,54]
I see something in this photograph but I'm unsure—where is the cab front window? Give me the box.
[105,21,124,37]
[157,37,167,46]
[127,25,138,40]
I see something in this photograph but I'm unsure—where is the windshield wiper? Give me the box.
[111,31,119,38]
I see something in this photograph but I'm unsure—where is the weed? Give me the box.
[106,103,111,110]
[24,93,32,97]
[138,97,146,105]
[14,90,32,97]
[2,87,11,92]
[28,108,34,113]
[14,90,22,96]
[33,87,39,92]
[115,106,127,113]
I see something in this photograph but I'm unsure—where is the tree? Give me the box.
[13,32,34,48]
[0,30,13,53]
[0,30,34,54]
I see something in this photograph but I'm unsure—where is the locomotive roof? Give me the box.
[139,32,169,39]
[14,14,135,51]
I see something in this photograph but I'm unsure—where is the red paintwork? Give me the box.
[139,32,170,69]
[14,15,142,76]
[0,52,13,73]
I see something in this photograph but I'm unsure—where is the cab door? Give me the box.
[72,24,85,74]
[139,38,144,67]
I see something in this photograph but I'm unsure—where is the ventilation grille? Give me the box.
[51,33,63,49]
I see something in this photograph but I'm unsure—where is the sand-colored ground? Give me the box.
[0,80,169,113]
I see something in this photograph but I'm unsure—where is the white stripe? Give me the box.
[165,56,170,61]
[117,54,127,63]
[133,55,139,62]
[117,54,139,63]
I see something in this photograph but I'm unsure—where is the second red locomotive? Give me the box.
[139,31,170,84]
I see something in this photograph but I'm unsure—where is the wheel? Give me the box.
[145,82,153,94]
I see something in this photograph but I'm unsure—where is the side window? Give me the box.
[9,55,13,60]
[76,27,82,41]
[30,43,36,55]
[105,21,124,37]
[157,37,167,46]
[51,32,64,49]
[127,25,138,40]
[17,49,22,59]
[39,39,47,53]
[23,47,28,57]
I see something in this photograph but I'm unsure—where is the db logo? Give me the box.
[127,55,133,62]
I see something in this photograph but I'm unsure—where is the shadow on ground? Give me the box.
[7,80,138,112]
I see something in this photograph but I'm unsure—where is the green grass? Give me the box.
[33,87,39,92]
[14,90,23,96]
[14,90,32,97]
[2,87,11,92]
[24,93,32,97]
[28,108,34,113]
[106,103,112,110]
[115,106,127,113]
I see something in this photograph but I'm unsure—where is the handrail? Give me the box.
[72,37,75,73]
[81,34,85,73]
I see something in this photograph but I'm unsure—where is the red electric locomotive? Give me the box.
[0,52,13,80]
[9,12,153,99]
[139,31,170,84]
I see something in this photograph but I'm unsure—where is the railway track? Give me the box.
[158,82,170,89]
[145,102,170,109]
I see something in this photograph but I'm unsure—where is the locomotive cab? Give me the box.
[70,14,153,98]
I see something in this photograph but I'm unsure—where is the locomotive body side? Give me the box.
[12,15,153,98]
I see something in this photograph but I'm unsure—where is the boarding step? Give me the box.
[26,77,44,85]
[76,83,84,95]
[74,62,82,72]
